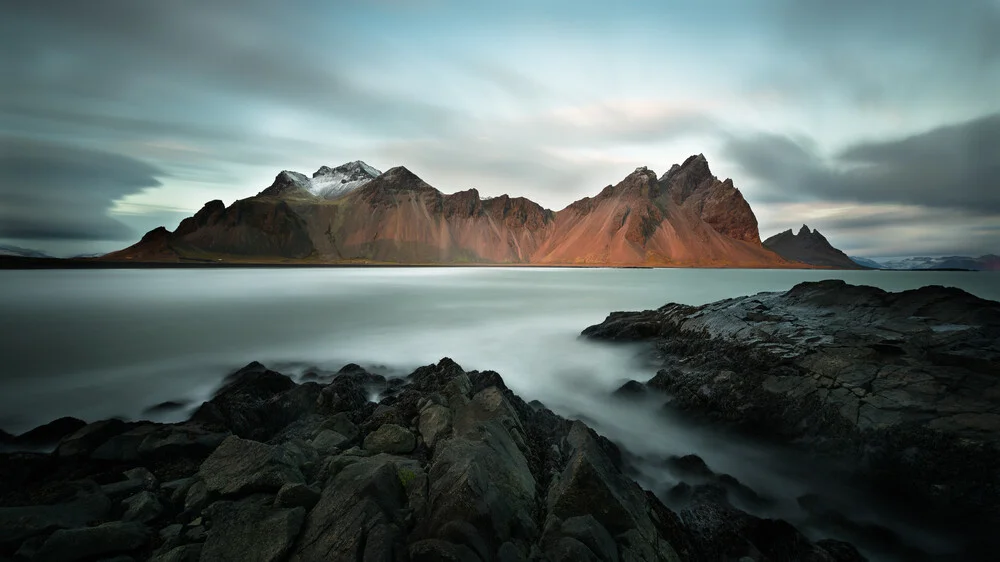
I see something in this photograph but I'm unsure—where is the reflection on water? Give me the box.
[1,267,997,560]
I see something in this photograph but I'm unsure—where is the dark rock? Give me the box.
[309,429,347,454]
[612,380,647,398]
[10,417,86,448]
[0,481,111,549]
[121,490,163,524]
[32,521,149,562]
[583,280,1000,535]
[409,539,483,562]
[149,543,202,562]
[190,362,317,440]
[363,423,416,454]
[142,401,189,415]
[273,482,320,510]
[200,496,305,562]
[55,419,130,457]
[198,435,304,496]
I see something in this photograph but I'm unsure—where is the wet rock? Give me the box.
[32,521,149,562]
[583,281,1000,531]
[201,496,305,562]
[613,380,647,398]
[198,435,304,496]
[309,429,347,454]
[363,423,416,454]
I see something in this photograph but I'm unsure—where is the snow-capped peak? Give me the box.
[309,161,382,199]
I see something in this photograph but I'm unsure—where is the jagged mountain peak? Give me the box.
[798,224,812,236]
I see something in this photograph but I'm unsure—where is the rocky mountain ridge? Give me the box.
[105,155,796,268]
[763,225,861,269]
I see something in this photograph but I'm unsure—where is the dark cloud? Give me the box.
[725,113,1000,213]
[0,138,162,240]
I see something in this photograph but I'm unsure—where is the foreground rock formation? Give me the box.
[584,280,1000,558]
[0,359,865,561]
[763,226,862,269]
[104,155,794,268]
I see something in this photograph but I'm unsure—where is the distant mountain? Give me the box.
[105,155,793,267]
[763,225,863,269]
[849,256,885,269]
[0,244,51,259]
[879,255,1000,271]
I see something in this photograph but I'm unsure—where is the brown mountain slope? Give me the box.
[763,225,863,269]
[106,155,796,267]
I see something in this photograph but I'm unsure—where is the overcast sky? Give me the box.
[2,0,998,258]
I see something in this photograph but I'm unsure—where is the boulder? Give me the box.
[418,403,452,449]
[55,419,129,457]
[149,543,202,562]
[363,423,416,454]
[200,496,305,562]
[121,491,163,524]
[274,483,320,510]
[198,435,304,496]
[0,481,111,549]
[32,521,149,562]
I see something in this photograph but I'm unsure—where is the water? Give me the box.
[1,267,997,559]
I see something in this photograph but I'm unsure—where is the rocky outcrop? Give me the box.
[0,358,864,561]
[105,155,794,267]
[763,225,862,269]
[583,280,1000,555]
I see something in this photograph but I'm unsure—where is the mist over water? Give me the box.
[2,267,998,560]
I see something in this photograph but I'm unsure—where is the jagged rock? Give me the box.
[4,417,86,449]
[121,491,163,524]
[418,403,452,449]
[32,521,149,562]
[273,483,320,510]
[55,419,130,457]
[364,423,416,454]
[149,543,202,562]
[0,481,111,549]
[201,495,305,562]
[198,435,304,496]
[584,280,1000,536]
[309,429,347,454]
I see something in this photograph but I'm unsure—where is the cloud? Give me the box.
[724,113,1000,213]
[0,138,163,240]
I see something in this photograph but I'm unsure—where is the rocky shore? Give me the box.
[0,358,868,562]
[584,280,1000,559]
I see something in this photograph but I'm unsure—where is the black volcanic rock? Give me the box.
[583,280,1000,554]
[764,224,862,268]
[0,358,869,561]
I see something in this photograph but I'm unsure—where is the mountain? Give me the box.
[879,255,1000,271]
[763,225,863,269]
[849,256,884,269]
[105,155,793,267]
[0,244,51,259]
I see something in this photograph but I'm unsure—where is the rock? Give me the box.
[32,521,149,562]
[200,496,305,562]
[291,456,408,560]
[121,491,163,524]
[418,403,452,449]
[149,544,202,562]
[55,419,129,457]
[612,380,647,398]
[183,479,209,512]
[274,483,320,510]
[583,280,1000,534]
[363,423,416,454]
[8,417,86,448]
[409,539,482,561]
[190,362,318,440]
[320,412,358,440]
[0,481,111,549]
[309,429,347,454]
[143,400,189,415]
[198,435,304,496]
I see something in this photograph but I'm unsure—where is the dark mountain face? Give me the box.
[763,225,863,269]
[106,155,795,267]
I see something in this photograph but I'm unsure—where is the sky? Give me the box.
[1,0,998,259]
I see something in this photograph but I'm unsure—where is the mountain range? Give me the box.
[105,155,799,268]
[864,255,1000,271]
[762,225,864,269]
